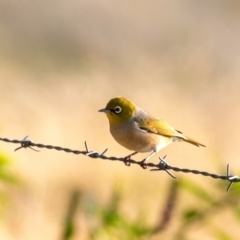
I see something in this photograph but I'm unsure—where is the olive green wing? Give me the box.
[135,116,205,147]
[135,117,183,138]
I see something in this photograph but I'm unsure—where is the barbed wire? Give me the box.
[0,136,239,191]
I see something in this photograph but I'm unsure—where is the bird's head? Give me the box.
[99,97,137,125]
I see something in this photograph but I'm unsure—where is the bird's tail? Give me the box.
[183,136,206,147]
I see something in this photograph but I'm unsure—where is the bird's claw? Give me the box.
[140,159,148,169]
[123,156,131,166]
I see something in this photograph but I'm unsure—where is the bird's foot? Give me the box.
[140,159,148,169]
[123,156,132,166]
[123,152,138,167]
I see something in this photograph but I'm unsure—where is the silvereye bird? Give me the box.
[99,97,205,168]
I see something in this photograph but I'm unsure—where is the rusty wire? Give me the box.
[0,136,239,191]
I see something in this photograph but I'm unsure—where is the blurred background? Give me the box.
[1,0,240,239]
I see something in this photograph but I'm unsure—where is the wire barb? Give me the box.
[100,148,108,156]
[14,136,39,152]
[84,141,100,158]
[84,141,89,153]
[226,164,240,192]
[150,155,177,179]
[0,136,240,191]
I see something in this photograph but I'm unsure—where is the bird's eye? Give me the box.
[114,106,122,114]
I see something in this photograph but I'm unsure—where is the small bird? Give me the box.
[99,97,205,168]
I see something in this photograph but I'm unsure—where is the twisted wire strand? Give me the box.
[0,136,239,191]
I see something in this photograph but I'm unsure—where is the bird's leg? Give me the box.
[123,151,138,166]
[140,151,156,169]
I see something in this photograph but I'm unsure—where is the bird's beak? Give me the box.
[98,108,110,113]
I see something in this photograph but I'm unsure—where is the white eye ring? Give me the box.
[114,106,122,114]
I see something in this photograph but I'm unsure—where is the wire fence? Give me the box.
[0,136,239,191]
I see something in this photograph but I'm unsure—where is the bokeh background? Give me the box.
[1,0,240,239]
